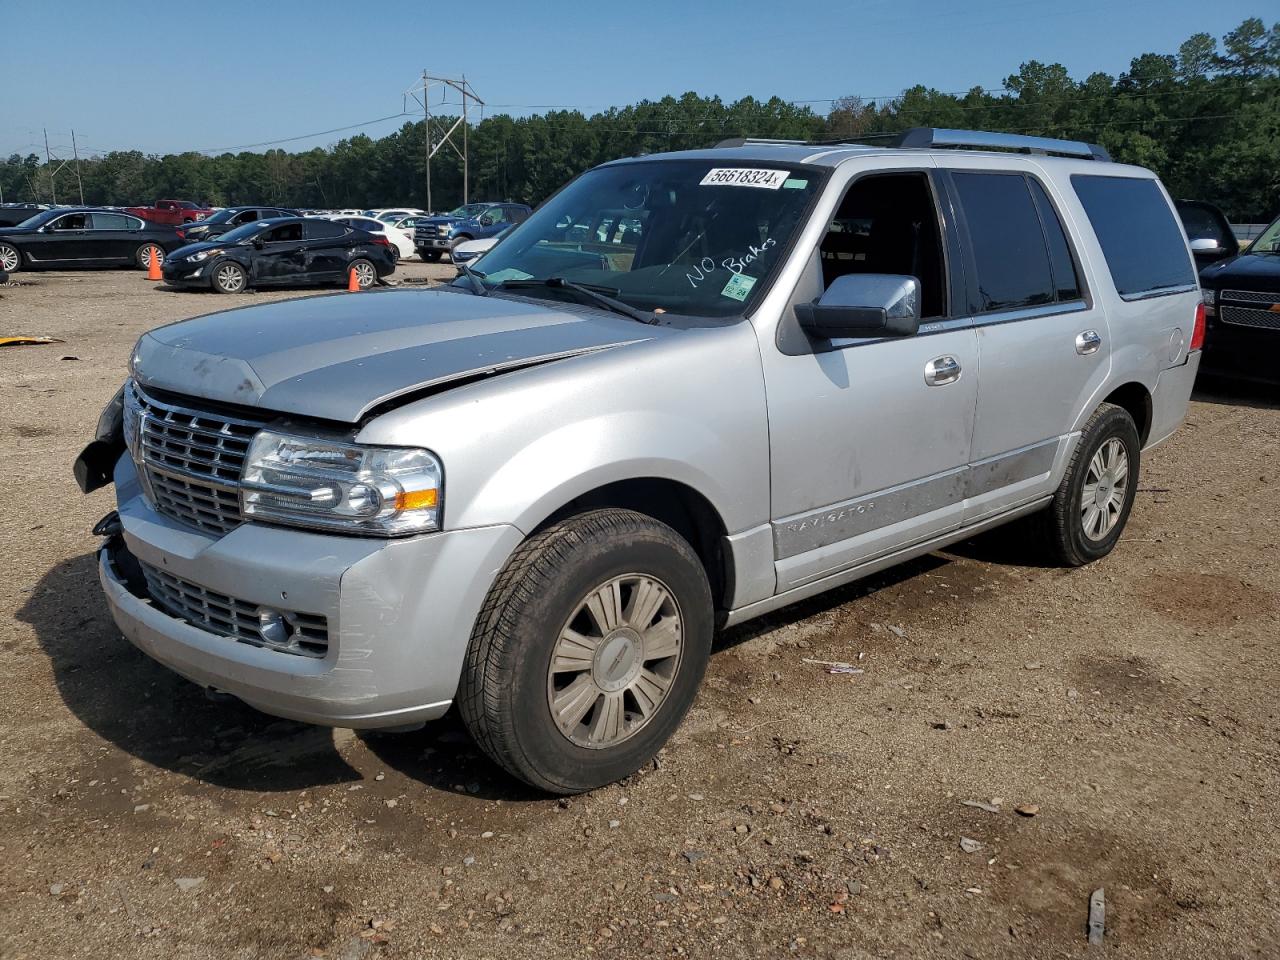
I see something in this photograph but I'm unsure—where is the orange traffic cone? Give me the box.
[347,267,361,292]
[146,246,162,281]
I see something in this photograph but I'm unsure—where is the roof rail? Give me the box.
[714,137,812,148]
[892,127,1111,161]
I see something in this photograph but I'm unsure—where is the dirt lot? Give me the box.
[1,265,1278,960]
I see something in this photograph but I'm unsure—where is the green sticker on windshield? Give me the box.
[783,178,808,189]
[721,273,758,301]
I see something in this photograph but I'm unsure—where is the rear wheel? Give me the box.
[211,261,247,294]
[459,508,714,794]
[1032,402,1140,566]
[135,243,163,271]
[0,242,19,273]
[348,258,377,289]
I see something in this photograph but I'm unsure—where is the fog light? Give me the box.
[257,609,289,646]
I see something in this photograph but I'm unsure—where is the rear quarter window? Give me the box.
[1071,175,1196,299]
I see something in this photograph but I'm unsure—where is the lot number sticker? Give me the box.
[700,168,790,189]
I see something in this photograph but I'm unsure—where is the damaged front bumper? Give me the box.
[97,457,522,729]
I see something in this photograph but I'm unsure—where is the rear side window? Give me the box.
[1071,175,1195,299]
[305,219,347,240]
[952,172,1055,312]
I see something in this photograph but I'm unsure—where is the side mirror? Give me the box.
[795,274,922,339]
[251,238,265,249]
[1189,237,1226,255]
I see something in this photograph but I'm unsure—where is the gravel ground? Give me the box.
[1,265,1278,959]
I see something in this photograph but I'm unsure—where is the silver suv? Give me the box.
[76,128,1204,793]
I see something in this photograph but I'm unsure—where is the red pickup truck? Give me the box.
[122,200,213,225]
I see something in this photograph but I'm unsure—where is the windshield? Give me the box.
[14,209,60,229]
[447,203,488,219]
[203,208,241,224]
[1247,215,1280,254]
[217,221,271,244]
[457,160,823,317]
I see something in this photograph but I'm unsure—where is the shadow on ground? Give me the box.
[16,552,537,801]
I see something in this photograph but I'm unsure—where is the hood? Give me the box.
[1200,250,1280,291]
[132,288,655,422]
[419,215,464,227]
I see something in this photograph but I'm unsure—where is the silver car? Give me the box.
[77,128,1204,793]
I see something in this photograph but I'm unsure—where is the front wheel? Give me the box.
[135,243,163,271]
[420,250,442,263]
[0,242,20,273]
[459,508,714,794]
[211,261,247,294]
[1032,402,1141,566]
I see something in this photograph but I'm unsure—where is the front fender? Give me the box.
[465,412,745,535]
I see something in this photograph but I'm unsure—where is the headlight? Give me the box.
[186,248,220,262]
[240,430,443,536]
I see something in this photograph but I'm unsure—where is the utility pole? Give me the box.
[71,129,85,206]
[44,128,55,205]
[423,70,432,213]
[405,73,484,212]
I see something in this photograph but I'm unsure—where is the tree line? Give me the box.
[3,18,1276,222]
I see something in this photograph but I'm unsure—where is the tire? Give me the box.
[420,250,442,263]
[348,258,377,289]
[459,508,714,794]
[135,243,163,271]
[1032,403,1141,567]
[0,242,20,274]
[211,261,247,294]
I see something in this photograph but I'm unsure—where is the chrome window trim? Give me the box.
[1118,283,1199,303]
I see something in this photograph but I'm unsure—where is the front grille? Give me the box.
[415,224,440,239]
[141,561,329,658]
[1220,305,1280,331]
[1221,289,1280,307]
[129,384,266,535]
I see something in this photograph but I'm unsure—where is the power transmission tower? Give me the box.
[42,128,73,205]
[404,73,484,212]
[71,130,86,205]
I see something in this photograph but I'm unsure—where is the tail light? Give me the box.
[370,235,391,247]
[1190,302,1205,352]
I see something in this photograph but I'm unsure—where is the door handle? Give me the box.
[924,355,961,386]
[1075,329,1102,355]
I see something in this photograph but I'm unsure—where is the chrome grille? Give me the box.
[1222,289,1280,307]
[128,383,265,535]
[415,224,441,239]
[141,561,329,658]
[1220,305,1280,331]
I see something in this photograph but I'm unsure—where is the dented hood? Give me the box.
[132,288,650,422]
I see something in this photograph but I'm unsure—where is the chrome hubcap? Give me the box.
[0,245,18,271]
[1081,437,1129,541]
[547,574,683,749]
[216,265,244,291]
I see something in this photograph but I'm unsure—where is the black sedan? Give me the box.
[162,217,396,293]
[176,205,298,245]
[0,208,183,273]
[1198,213,1280,388]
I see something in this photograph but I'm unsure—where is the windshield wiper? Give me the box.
[455,260,488,296]
[497,277,658,324]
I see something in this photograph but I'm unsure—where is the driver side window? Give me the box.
[51,213,88,231]
[819,173,947,319]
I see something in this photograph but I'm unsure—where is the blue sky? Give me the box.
[2,0,1267,158]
